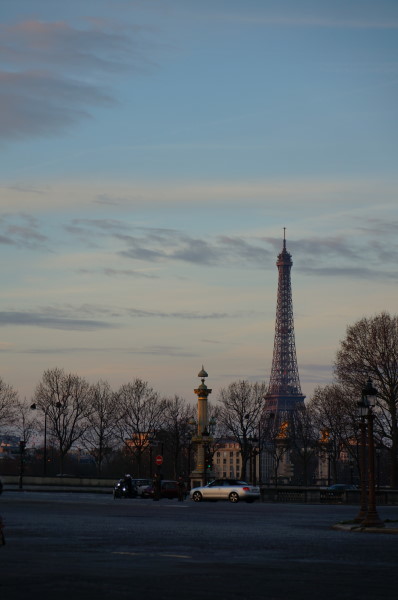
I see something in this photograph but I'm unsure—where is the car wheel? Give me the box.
[229,491,239,503]
[192,491,203,502]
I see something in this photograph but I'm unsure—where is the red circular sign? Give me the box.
[155,455,163,466]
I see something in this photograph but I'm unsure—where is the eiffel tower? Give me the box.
[264,230,305,413]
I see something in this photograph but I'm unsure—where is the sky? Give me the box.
[1,0,397,406]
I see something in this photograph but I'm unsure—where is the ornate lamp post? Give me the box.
[189,367,213,489]
[354,398,368,522]
[360,378,384,528]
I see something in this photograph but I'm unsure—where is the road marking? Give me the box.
[161,553,192,559]
[112,551,191,559]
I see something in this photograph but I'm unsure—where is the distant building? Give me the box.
[212,440,242,479]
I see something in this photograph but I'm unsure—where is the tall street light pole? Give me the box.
[354,408,368,523]
[31,402,61,476]
[360,378,384,529]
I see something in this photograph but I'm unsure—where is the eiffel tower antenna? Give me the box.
[264,230,305,412]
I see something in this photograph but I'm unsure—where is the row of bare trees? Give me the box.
[1,311,398,486]
[0,368,197,477]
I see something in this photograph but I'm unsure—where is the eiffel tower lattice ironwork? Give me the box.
[264,230,305,412]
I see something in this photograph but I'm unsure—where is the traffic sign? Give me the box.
[155,455,163,466]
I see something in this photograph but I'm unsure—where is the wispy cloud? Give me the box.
[0,311,116,331]
[126,308,230,319]
[2,178,397,212]
[64,217,398,280]
[0,214,49,250]
[0,18,158,140]
[299,266,398,282]
[219,14,398,30]
[78,267,159,279]
[15,344,198,358]
[0,304,259,332]
[0,70,113,140]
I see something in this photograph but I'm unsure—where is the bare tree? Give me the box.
[115,379,166,476]
[34,367,91,474]
[81,380,119,476]
[13,399,38,447]
[308,384,358,484]
[0,377,18,433]
[261,411,292,486]
[289,404,319,485]
[335,311,398,487]
[163,395,195,478]
[217,380,267,480]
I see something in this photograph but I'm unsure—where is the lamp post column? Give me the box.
[43,409,48,476]
[354,416,367,523]
[31,401,61,476]
[190,367,212,489]
[357,378,384,529]
[362,409,384,528]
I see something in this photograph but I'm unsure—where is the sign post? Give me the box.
[154,455,163,500]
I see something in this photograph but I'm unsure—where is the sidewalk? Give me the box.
[333,522,398,534]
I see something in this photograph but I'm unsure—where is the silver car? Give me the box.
[190,479,260,503]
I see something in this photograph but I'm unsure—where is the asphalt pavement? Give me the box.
[1,491,397,600]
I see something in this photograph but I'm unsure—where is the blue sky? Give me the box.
[1,0,397,403]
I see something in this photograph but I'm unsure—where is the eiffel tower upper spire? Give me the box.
[264,230,305,412]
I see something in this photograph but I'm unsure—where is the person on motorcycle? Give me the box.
[124,474,134,498]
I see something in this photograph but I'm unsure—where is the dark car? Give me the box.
[327,484,358,491]
[141,480,179,499]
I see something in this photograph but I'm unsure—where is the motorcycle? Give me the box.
[113,478,138,499]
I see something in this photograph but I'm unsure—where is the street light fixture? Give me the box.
[31,402,61,476]
[359,378,384,528]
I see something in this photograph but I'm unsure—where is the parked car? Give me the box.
[327,484,358,492]
[131,479,152,497]
[190,479,260,503]
[141,480,179,499]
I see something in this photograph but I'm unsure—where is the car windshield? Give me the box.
[207,479,250,487]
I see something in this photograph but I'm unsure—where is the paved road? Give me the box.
[1,492,397,600]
